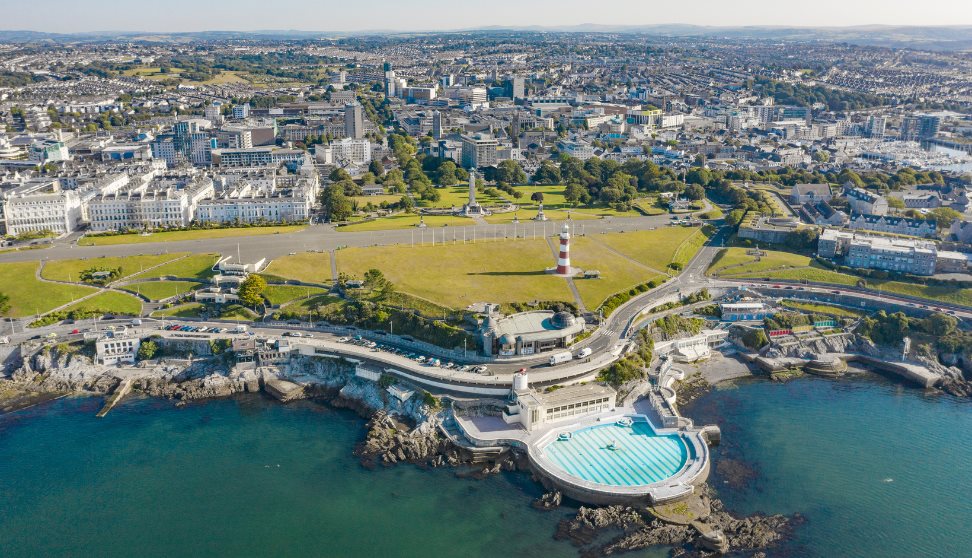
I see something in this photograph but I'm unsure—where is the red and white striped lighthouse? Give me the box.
[556,223,571,275]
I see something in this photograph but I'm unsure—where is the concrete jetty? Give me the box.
[845,355,942,388]
[96,377,133,417]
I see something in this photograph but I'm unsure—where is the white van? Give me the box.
[232,325,249,334]
[549,351,573,366]
[575,347,593,359]
[131,319,143,326]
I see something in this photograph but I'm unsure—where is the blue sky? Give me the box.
[3,0,971,32]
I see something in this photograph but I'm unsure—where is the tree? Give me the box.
[329,168,352,182]
[887,197,906,210]
[363,268,394,299]
[238,275,268,308]
[437,160,458,186]
[530,191,545,204]
[137,340,159,361]
[532,160,561,185]
[495,160,526,185]
[368,159,385,179]
[927,207,962,230]
[564,182,589,205]
[320,185,353,222]
[684,184,705,201]
[923,313,958,337]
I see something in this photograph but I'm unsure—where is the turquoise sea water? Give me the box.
[683,373,972,558]
[2,372,970,557]
[542,419,687,486]
[0,396,581,558]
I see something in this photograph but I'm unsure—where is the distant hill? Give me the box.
[1,25,971,50]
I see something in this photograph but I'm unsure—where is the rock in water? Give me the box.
[532,491,562,510]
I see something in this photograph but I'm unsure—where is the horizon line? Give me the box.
[3,22,972,36]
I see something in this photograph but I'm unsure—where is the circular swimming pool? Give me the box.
[540,419,689,487]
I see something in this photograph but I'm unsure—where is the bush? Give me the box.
[137,340,159,361]
[740,329,769,350]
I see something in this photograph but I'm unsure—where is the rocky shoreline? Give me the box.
[554,490,798,558]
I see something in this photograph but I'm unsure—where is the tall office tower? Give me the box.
[866,115,887,139]
[432,111,443,140]
[344,101,364,140]
[510,76,526,100]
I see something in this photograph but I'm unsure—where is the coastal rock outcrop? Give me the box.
[555,487,795,557]
[532,491,563,510]
[355,410,462,469]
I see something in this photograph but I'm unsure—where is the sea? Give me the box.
[1,371,970,557]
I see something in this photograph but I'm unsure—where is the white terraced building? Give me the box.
[87,176,214,231]
[1,180,82,235]
[195,181,314,224]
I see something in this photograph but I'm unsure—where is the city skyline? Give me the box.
[2,0,971,33]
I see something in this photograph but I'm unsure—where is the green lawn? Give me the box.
[121,281,203,301]
[569,236,666,309]
[593,227,704,272]
[334,229,690,311]
[272,294,345,317]
[220,305,259,321]
[728,264,861,286]
[152,303,206,318]
[708,248,812,277]
[338,214,473,232]
[131,254,220,280]
[418,185,510,209]
[263,253,332,284]
[782,300,864,318]
[78,225,306,246]
[872,281,972,307]
[505,184,648,218]
[0,262,97,317]
[60,291,143,317]
[41,253,183,283]
[336,238,574,309]
[352,194,403,207]
[671,229,710,269]
[264,285,329,306]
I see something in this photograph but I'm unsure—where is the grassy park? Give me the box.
[337,238,573,309]
[60,291,143,317]
[593,227,705,272]
[338,213,472,232]
[335,228,704,311]
[782,300,864,318]
[121,281,204,301]
[78,225,305,246]
[41,253,184,283]
[707,247,811,277]
[131,254,220,280]
[263,252,332,283]
[152,303,206,318]
[0,262,97,317]
[263,285,330,306]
